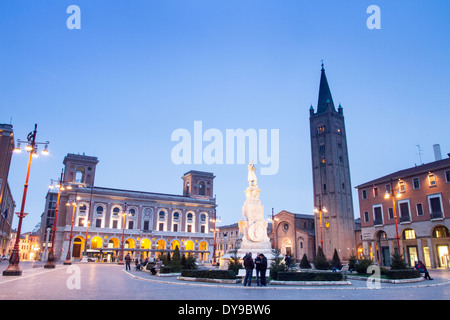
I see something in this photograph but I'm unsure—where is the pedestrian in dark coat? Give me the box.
[254,254,262,286]
[259,254,268,286]
[243,253,254,286]
[125,253,131,271]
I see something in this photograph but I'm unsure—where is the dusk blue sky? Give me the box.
[1,1,449,233]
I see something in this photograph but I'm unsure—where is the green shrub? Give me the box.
[314,247,330,270]
[355,257,373,274]
[390,253,407,270]
[332,249,342,270]
[300,254,312,269]
[270,249,287,280]
[277,272,343,282]
[160,266,173,273]
[227,252,243,274]
[386,269,421,280]
[181,270,237,280]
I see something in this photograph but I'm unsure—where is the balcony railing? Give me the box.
[431,212,443,220]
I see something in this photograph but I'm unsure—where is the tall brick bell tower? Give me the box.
[309,63,356,260]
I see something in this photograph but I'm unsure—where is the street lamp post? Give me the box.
[211,210,221,265]
[3,124,49,276]
[45,169,71,268]
[385,179,402,254]
[64,195,80,265]
[118,203,129,265]
[314,198,327,251]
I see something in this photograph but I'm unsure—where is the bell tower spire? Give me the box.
[316,61,336,114]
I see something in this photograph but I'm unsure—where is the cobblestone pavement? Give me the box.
[0,261,449,300]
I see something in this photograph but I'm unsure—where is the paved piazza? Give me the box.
[1,261,449,301]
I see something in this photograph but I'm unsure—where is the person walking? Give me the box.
[243,253,254,286]
[259,254,268,286]
[125,253,131,271]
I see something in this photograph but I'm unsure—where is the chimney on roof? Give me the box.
[433,144,442,161]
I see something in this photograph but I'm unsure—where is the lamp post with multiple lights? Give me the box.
[384,179,402,253]
[64,193,81,265]
[44,169,72,268]
[3,124,49,276]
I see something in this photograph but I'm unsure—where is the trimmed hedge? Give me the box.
[277,272,343,282]
[385,269,421,280]
[181,270,237,280]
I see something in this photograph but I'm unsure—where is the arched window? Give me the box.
[75,167,85,183]
[198,181,206,196]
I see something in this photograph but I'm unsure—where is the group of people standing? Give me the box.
[243,252,268,287]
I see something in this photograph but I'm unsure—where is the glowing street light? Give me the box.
[3,124,49,276]
[384,179,402,253]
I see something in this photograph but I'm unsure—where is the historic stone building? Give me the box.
[309,64,356,260]
[0,124,16,257]
[39,153,217,263]
[356,156,450,268]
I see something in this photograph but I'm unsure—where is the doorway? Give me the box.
[407,246,418,267]
[437,245,449,268]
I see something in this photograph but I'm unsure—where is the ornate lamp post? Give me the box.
[384,179,402,254]
[44,169,72,268]
[314,198,327,251]
[64,194,81,265]
[3,124,49,276]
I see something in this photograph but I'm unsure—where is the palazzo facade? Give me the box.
[39,153,217,263]
[356,157,450,268]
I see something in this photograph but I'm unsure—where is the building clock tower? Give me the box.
[309,63,355,260]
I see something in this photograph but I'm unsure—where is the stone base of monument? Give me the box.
[219,248,275,271]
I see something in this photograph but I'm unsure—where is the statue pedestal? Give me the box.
[220,179,274,269]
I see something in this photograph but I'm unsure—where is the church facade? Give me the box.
[39,153,217,263]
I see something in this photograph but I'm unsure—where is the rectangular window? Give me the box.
[159,223,164,231]
[364,211,369,222]
[112,220,118,229]
[201,225,206,233]
[187,225,192,233]
[428,173,437,187]
[385,184,391,194]
[398,180,406,193]
[128,221,134,230]
[373,187,379,197]
[143,221,149,231]
[416,203,424,216]
[399,201,410,222]
[428,195,443,219]
[445,171,450,183]
[413,177,420,189]
[173,224,178,232]
[96,218,102,228]
[362,190,367,200]
[373,205,383,225]
[388,208,394,220]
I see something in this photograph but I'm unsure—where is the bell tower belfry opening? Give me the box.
[63,153,99,187]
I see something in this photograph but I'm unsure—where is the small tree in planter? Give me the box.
[270,249,287,279]
[170,246,182,272]
[390,252,407,270]
[299,253,311,269]
[332,249,342,270]
[314,246,330,270]
[227,252,243,274]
